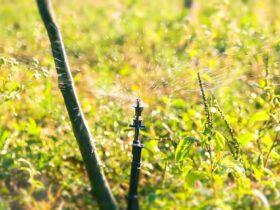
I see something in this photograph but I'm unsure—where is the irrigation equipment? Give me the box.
[127,99,145,210]
[36,1,117,209]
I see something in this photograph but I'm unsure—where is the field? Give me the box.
[0,0,280,209]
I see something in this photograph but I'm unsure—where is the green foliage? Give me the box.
[213,130,226,150]
[0,0,280,209]
[175,137,197,162]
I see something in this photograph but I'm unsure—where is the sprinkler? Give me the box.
[127,99,145,210]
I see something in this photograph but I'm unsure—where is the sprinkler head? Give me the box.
[134,99,144,117]
[130,99,145,129]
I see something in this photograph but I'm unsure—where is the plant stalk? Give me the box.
[264,133,279,167]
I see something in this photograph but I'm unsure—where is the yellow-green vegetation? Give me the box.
[0,0,280,209]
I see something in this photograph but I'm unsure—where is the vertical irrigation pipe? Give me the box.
[127,99,145,210]
[36,1,117,209]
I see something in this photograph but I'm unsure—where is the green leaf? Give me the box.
[213,130,226,150]
[185,171,210,187]
[175,137,197,162]
[144,139,159,154]
[250,111,269,122]
[238,133,255,146]
[172,99,186,108]
[203,126,212,135]
[0,127,10,148]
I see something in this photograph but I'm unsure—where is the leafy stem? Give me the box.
[213,98,241,160]
[264,133,279,168]
[197,71,214,171]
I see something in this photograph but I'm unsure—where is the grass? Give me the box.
[0,0,280,209]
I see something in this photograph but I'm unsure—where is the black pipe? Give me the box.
[127,99,145,210]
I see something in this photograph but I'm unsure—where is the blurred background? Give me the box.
[0,0,279,209]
